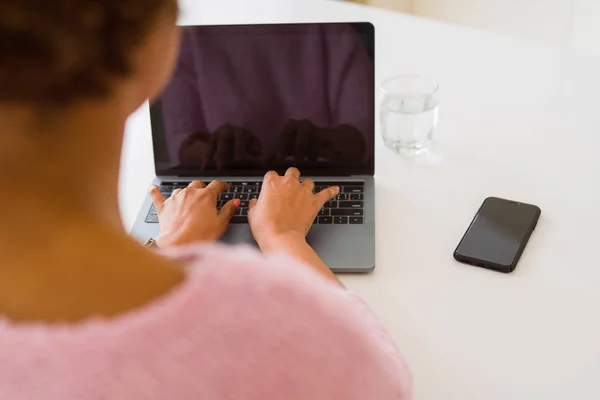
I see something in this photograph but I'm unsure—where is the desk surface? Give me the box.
[119,1,600,398]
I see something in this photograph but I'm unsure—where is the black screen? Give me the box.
[150,23,375,177]
[456,197,540,268]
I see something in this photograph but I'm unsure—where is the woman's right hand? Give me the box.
[248,168,339,249]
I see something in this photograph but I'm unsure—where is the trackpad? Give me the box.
[220,224,331,249]
[220,225,258,247]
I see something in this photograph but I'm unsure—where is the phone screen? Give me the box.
[455,197,540,269]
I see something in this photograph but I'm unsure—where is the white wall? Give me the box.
[571,0,600,54]
[413,0,571,46]
[355,0,600,55]
[366,0,412,13]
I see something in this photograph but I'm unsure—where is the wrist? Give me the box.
[255,230,338,284]
[154,231,189,248]
[154,233,175,248]
[255,231,307,253]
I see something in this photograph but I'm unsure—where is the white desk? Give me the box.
[119,1,600,398]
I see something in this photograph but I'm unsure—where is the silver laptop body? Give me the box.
[131,22,375,272]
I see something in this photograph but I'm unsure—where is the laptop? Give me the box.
[131,22,375,272]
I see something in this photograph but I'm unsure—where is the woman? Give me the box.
[0,1,412,399]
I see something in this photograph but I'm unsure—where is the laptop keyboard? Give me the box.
[145,181,365,225]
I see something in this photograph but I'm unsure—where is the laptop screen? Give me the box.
[150,23,374,177]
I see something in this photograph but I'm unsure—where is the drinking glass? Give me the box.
[380,75,439,156]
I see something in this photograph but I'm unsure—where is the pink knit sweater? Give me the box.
[0,244,412,399]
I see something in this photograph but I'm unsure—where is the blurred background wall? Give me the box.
[343,0,600,55]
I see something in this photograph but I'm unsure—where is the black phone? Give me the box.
[454,197,541,273]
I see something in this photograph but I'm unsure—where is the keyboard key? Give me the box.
[239,200,249,208]
[235,207,243,216]
[349,217,364,224]
[324,201,338,208]
[159,185,174,193]
[335,193,349,201]
[315,186,326,192]
[148,205,157,215]
[350,193,364,201]
[318,208,330,216]
[221,193,234,201]
[339,201,363,209]
[234,193,248,200]
[333,216,348,224]
[249,193,259,200]
[145,214,159,223]
[331,209,363,216]
[241,208,248,216]
[161,192,172,199]
[230,216,248,224]
[243,186,258,193]
[343,186,364,193]
[318,216,333,224]
[231,186,243,193]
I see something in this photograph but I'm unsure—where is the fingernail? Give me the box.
[335,186,340,194]
[233,198,241,207]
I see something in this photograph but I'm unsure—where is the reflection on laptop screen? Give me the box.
[150,23,375,177]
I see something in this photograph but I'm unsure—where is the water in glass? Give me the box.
[381,75,439,156]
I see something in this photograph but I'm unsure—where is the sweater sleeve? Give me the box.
[176,245,413,400]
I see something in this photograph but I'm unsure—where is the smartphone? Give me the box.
[454,197,541,273]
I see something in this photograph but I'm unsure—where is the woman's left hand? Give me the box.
[149,180,239,247]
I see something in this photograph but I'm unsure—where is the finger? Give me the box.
[302,178,315,192]
[315,186,340,208]
[172,188,182,196]
[188,180,206,189]
[248,198,258,209]
[205,179,229,199]
[263,170,279,183]
[219,198,240,222]
[285,167,301,180]
[149,186,166,209]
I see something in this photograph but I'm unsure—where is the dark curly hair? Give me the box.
[0,0,177,106]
